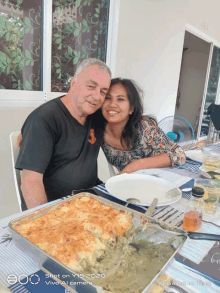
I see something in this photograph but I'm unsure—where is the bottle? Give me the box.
[183,187,205,232]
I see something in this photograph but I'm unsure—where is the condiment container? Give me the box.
[183,187,205,232]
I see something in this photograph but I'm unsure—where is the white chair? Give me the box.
[97,148,117,181]
[9,131,23,212]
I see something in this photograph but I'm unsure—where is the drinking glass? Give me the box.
[194,178,220,214]
[202,153,220,171]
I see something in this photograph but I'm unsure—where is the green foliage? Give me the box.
[54,2,60,7]
[51,0,109,91]
[25,81,31,90]
[17,0,23,6]
[75,0,82,7]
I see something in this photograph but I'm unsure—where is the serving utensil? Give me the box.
[131,221,220,247]
[106,198,158,277]
[166,187,182,198]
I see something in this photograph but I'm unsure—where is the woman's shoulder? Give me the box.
[141,116,157,128]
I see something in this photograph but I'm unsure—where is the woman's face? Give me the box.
[102,83,133,124]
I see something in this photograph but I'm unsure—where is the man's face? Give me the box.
[71,65,111,117]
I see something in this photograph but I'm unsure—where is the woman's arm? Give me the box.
[144,119,186,167]
[119,153,171,174]
[120,119,186,174]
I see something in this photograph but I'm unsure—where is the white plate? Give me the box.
[185,149,204,163]
[105,174,182,207]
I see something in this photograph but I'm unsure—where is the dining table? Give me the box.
[1,143,220,293]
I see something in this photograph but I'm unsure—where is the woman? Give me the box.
[101,78,186,174]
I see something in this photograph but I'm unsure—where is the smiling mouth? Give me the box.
[107,111,118,115]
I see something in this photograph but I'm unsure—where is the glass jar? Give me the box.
[182,187,205,232]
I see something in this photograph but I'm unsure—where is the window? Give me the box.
[0,0,117,106]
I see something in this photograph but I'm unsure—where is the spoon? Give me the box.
[125,198,141,207]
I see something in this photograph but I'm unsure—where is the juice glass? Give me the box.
[202,152,220,171]
[194,178,220,214]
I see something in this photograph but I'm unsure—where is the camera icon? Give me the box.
[7,274,40,285]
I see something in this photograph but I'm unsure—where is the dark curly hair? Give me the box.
[93,78,156,149]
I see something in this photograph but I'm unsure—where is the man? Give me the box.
[16,58,111,210]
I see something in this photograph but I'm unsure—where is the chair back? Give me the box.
[9,131,22,212]
[208,103,220,131]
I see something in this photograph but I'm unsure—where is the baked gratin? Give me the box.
[14,195,132,273]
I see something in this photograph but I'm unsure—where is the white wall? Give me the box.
[0,108,35,218]
[114,0,220,122]
[114,0,188,121]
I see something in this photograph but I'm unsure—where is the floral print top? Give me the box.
[102,117,186,172]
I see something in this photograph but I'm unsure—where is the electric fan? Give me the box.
[158,115,195,151]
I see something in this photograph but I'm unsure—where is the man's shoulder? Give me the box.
[27,96,64,122]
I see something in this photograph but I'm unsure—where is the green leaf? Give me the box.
[82,28,86,33]
[25,50,31,59]
[6,32,11,41]
[58,73,61,79]
[0,85,5,89]
[6,65,10,75]
[11,51,17,58]
[56,68,61,73]
[54,63,60,68]
[25,60,30,65]
[82,45,87,53]
[24,17,31,27]
[54,33,60,38]
[95,8,100,13]
[54,2,60,6]
[68,46,72,56]
[12,83,18,89]
[31,60,34,66]
[94,35,98,40]
[55,38,62,44]
[13,56,20,64]
[75,0,81,7]
[31,28,34,34]
[58,43,62,50]
[75,22,80,28]
[82,19,88,27]
[17,0,23,6]
[69,22,74,28]
[0,16,6,29]
[73,57,79,64]
[94,14,99,18]
[74,29,80,37]
[25,81,31,90]
[93,40,97,44]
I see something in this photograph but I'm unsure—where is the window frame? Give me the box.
[0,0,119,107]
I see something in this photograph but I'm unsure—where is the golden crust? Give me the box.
[14,195,132,271]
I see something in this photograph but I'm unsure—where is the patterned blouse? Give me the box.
[102,117,186,172]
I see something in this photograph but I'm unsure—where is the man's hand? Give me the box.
[21,170,48,209]
[17,133,22,147]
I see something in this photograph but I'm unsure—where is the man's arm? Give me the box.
[21,170,48,209]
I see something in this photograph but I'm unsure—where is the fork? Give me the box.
[166,187,182,198]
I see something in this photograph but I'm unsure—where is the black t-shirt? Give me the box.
[15,97,103,201]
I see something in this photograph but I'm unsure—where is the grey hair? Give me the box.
[74,58,112,78]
